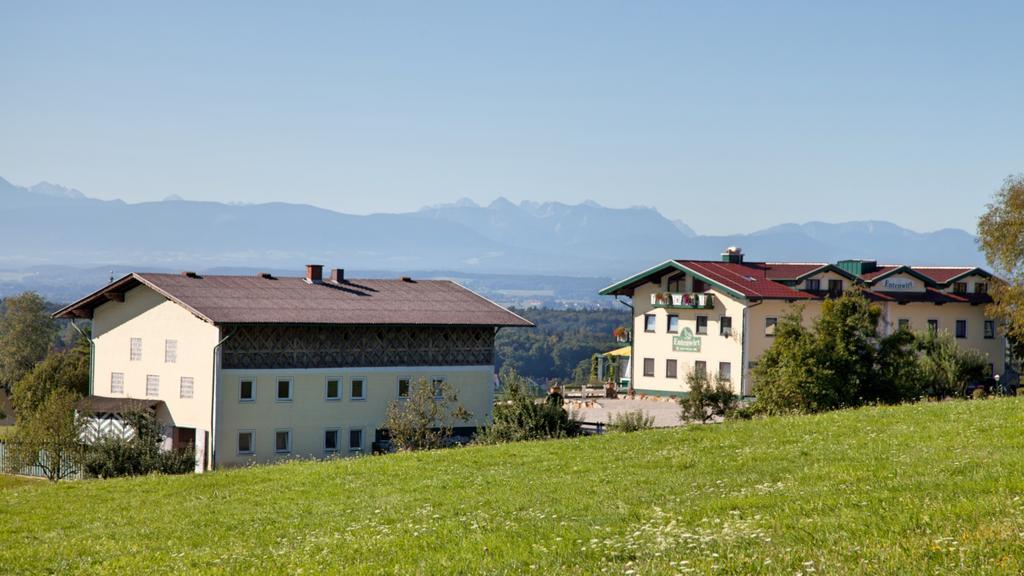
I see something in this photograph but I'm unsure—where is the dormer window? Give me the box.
[953,282,967,295]
[805,279,820,292]
[828,279,843,296]
[975,282,988,294]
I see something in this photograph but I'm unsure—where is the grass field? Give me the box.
[3,399,1024,575]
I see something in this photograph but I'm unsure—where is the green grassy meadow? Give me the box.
[3,399,1024,574]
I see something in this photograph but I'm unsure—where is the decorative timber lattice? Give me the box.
[221,324,495,370]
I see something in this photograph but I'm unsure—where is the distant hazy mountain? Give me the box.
[0,177,987,279]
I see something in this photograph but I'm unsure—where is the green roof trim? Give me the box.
[794,264,859,282]
[598,260,747,301]
[866,265,936,286]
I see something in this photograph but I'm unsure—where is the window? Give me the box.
[349,429,364,454]
[275,430,291,454]
[696,316,708,335]
[975,282,988,294]
[239,378,255,402]
[130,337,142,361]
[667,314,679,333]
[828,279,843,296]
[431,377,446,398]
[324,429,339,453]
[898,319,910,331]
[765,317,777,337]
[953,282,967,295]
[110,372,124,394]
[694,360,707,378]
[179,377,194,399]
[164,339,177,363]
[805,279,820,291]
[237,431,254,455]
[667,276,685,293]
[276,379,293,401]
[719,362,732,381]
[325,378,341,400]
[398,376,411,398]
[692,279,708,293]
[720,316,732,337]
[985,320,995,339]
[351,378,366,400]
[955,320,967,339]
[145,374,159,397]
[643,358,655,377]
[644,314,656,333]
[665,359,677,379]
[928,319,939,334]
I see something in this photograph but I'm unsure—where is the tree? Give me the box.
[383,379,472,451]
[978,174,1024,347]
[753,291,926,414]
[11,335,90,416]
[5,387,86,482]
[83,406,196,478]
[678,370,737,423]
[0,292,58,394]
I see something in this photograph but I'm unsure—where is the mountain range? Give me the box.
[0,177,985,280]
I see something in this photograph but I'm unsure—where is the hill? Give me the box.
[0,176,985,279]
[3,399,1023,574]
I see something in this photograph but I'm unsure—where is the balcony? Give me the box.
[650,292,714,309]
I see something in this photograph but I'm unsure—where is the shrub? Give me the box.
[383,378,472,451]
[917,330,988,398]
[83,407,195,478]
[679,371,737,423]
[608,409,654,432]
[477,367,581,444]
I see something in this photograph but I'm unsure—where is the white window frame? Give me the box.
[430,376,446,399]
[348,427,365,454]
[239,377,256,403]
[110,372,124,394]
[130,337,142,361]
[274,429,292,454]
[719,362,732,382]
[237,430,255,455]
[325,376,342,401]
[324,428,340,454]
[397,376,412,399]
[275,378,293,402]
[164,339,178,364]
[179,376,194,399]
[667,314,679,334]
[350,377,367,401]
[145,374,160,397]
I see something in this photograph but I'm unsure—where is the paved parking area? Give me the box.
[566,397,684,428]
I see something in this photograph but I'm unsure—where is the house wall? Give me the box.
[215,366,494,468]
[91,285,220,467]
[879,302,1004,372]
[631,281,745,396]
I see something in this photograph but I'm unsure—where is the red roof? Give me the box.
[54,272,534,327]
[910,267,977,284]
[676,260,815,300]
[762,263,828,280]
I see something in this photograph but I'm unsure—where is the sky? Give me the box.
[1,1,1021,235]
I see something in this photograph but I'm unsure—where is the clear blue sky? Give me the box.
[1,1,1021,235]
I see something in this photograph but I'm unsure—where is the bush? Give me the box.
[476,367,581,444]
[679,371,737,423]
[608,410,654,432]
[383,378,472,451]
[917,330,988,398]
[83,407,195,478]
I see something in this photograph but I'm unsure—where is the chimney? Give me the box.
[721,247,744,264]
[305,264,323,284]
[258,272,275,280]
[330,268,345,283]
[181,271,199,278]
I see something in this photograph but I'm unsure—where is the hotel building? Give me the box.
[600,248,1004,397]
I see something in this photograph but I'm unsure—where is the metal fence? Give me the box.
[0,439,83,480]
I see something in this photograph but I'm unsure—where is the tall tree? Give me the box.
[0,292,57,393]
[978,174,1024,350]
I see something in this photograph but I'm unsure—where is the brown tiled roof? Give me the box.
[55,273,534,327]
[676,261,816,300]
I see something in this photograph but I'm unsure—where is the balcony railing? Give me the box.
[650,292,714,309]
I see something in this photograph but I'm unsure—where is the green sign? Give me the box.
[672,327,701,353]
